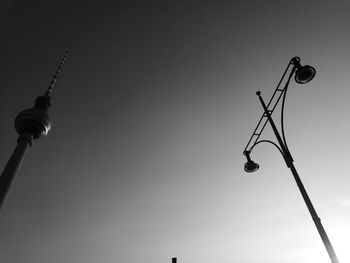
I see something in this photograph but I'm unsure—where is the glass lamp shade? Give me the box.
[295,65,316,84]
[244,160,259,173]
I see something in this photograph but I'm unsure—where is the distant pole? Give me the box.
[172,258,177,263]
[0,52,67,211]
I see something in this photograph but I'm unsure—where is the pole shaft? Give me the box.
[289,163,339,263]
[0,133,33,210]
[258,94,339,263]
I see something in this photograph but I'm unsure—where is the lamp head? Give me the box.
[292,57,316,84]
[244,151,259,173]
[295,65,316,84]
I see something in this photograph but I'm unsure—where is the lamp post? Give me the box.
[242,57,339,263]
[0,52,67,211]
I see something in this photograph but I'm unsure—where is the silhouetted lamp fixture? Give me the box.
[294,62,316,84]
[242,57,340,263]
[244,151,259,173]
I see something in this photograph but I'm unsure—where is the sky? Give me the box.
[0,1,350,263]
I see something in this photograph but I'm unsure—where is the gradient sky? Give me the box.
[0,1,350,263]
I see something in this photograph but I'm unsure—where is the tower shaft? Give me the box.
[0,133,33,209]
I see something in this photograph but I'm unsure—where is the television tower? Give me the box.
[0,52,68,211]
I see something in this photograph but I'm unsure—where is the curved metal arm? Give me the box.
[280,58,300,152]
[249,140,285,158]
[244,139,289,166]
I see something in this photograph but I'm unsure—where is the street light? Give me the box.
[242,57,339,263]
[243,150,259,173]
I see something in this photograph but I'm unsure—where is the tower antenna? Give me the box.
[46,51,68,96]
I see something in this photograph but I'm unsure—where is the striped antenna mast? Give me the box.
[46,51,68,96]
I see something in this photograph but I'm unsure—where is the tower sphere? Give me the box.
[15,107,51,139]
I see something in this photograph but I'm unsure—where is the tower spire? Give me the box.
[46,51,68,96]
[34,51,68,112]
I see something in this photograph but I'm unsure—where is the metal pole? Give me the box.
[257,92,340,263]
